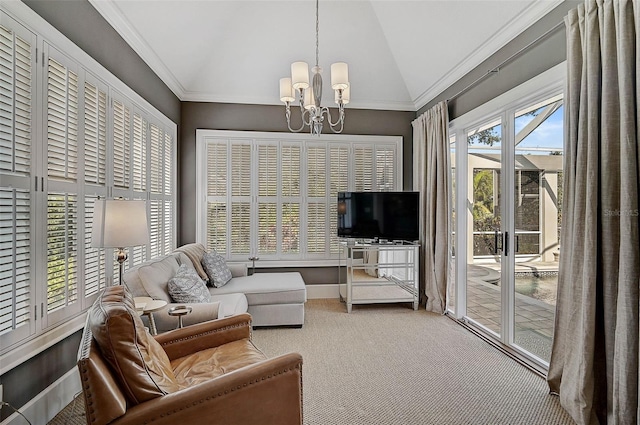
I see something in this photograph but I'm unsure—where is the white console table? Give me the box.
[338,241,419,313]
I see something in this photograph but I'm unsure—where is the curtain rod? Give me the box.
[446,20,565,103]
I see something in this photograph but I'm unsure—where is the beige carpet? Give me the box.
[50,299,575,425]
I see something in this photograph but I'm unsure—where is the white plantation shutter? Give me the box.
[150,124,161,194]
[0,22,32,175]
[206,142,228,253]
[149,199,161,258]
[163,200,172,255]
[230,143,251,255]
[207,202,227,253]
[0,188,32,340]
[0,18,35,346]
[258,144,277,255]
[281,144,301,255]
[199,133,400,261]
[376,147,396,190]
[112,98,131,189]
[47,193,78,313]
[164,132,172,196]
[354,145,373,191]
[306,145,327,254]
[83,80,106,185]
[230,202,250,255]
[132,113,147,192]
[84,196,105,296]
[47,55,78,181]
[329,145,349,253]
[0,11,176,351]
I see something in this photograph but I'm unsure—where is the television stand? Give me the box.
[338,241,419,313]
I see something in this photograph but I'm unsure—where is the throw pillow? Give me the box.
[168,264,211,303]
[201,251,232,288]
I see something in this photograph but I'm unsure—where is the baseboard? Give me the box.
[307,284,339,299]
[1,368,81,425]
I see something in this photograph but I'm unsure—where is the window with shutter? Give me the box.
[197,131,401,263]
[83,79,106,185]
[150,123,162,194]
[329,145,349,253]
[0,17,35,347]
[112,98,131,189]
[354,145,373,191]
[132,112,147,192]
[47,55,78,182]
[46,193,78,313]
[0,23,32,175]
[84,195,105,297]
[0,188,32,340]
[1,4,177,354]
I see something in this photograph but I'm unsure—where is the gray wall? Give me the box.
[1,1,179,419]
[418,0,580,121]
[22,0,181,124]
[179,102,415,246]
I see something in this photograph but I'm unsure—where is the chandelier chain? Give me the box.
[315,0,319,67]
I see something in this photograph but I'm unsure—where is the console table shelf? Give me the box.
[338,241,419,313]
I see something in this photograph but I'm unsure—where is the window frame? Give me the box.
[196,130,403,267]
[0,2,177,367]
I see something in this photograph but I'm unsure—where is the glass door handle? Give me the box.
[504,231,509,256]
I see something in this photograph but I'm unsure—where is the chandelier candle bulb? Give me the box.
[280,78,295,102]
[291,61,310,89]
[331,62,349,90]
[335,85,350,105]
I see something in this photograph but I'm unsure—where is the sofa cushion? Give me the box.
[138,255,179,302]
[174,243,209,282]
[168,264,211,303]
[201,252,232,288]
[88,286,179,405]
[210,272,307,306]
[210,293,249,318]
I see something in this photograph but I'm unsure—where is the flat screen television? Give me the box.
[337,191,419,241]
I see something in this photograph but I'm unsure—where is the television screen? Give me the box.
[337,191,419,241]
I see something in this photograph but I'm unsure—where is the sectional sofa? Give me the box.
[123,243,307,332]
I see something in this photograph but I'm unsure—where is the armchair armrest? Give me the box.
[155,313,252,360]
[115,352,303,425]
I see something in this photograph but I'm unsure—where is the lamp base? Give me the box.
[116,248,128,286]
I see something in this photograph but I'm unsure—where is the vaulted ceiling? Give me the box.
[90,0,562,111]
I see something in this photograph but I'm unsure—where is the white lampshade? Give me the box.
[330,62,349,90]
[335,84,350,105]
[291,61,310,90]
[279,77,295,103]
[91,199,149,248]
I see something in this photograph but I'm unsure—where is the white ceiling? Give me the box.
[90,0,562,111]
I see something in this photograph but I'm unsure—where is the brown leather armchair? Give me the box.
[77,285,303,425]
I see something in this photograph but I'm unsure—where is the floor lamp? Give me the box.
[91,198,149,286]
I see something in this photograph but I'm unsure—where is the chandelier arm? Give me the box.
[285,102,309,133]
[324,105,346,133]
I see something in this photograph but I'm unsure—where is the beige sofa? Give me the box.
[123,243,307,332]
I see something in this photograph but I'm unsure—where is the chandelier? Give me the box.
[279,0,350,135]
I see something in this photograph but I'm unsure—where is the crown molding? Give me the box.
[182,91,417,111]
[412,0,563,110]
[88,0,186,100]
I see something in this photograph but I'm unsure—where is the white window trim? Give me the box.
[196,130,403,267]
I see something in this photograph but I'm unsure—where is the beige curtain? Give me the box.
[547,1,640,423]
[412,101,450,314]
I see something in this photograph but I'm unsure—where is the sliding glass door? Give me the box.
[451,84,564,368]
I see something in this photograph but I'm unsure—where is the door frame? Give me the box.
[448,63,565,368]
